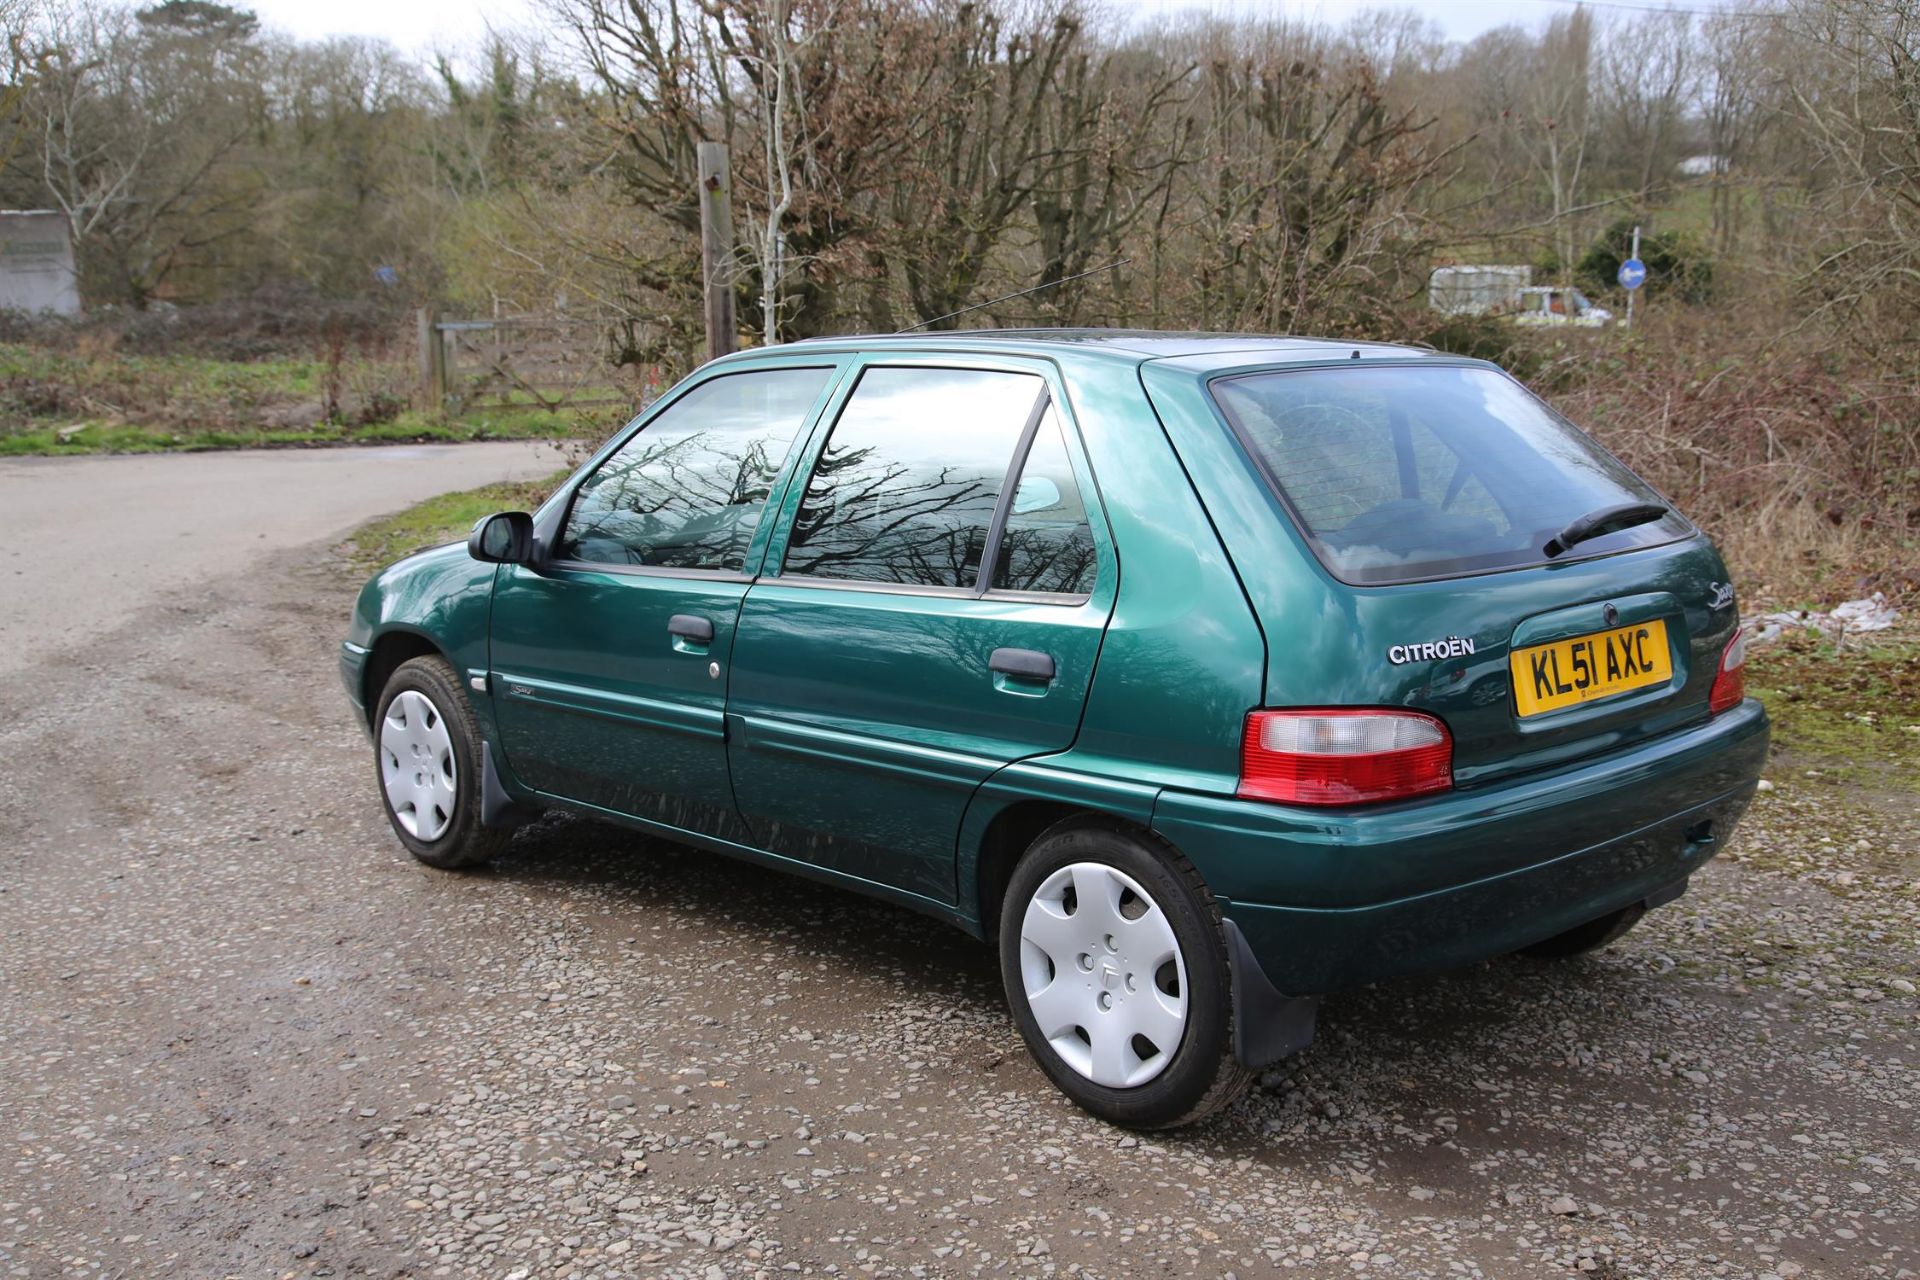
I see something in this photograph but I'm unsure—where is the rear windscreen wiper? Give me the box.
[1543,501,1669,558]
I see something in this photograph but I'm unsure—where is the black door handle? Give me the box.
[668,614,714,644]
[990,647,1055,681]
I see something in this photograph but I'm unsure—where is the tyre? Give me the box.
[1516,903,1646,959]
[998,820,1251,1129]
[372,655,512,870]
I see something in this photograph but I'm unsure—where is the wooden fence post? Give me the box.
[417,307,446,415]
[697,142,737,362]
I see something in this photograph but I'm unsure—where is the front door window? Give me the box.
[560,367,834,571]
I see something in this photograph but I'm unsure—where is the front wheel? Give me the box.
[372,655,511,870]
[998,821,1251,1129]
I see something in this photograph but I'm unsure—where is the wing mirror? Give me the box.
[468,511,535,564]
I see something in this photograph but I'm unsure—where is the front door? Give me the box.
[489,364,838,836]
[726,360,1116,905]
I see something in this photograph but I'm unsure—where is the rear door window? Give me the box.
[781,367,1048,588]
[1211,364,1692,585]
[990,407,1098,596]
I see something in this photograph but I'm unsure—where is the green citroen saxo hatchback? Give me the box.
[342,331,1767,1127]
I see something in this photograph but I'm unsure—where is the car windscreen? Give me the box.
[1210,364,1692,585]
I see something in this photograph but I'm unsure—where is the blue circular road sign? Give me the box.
[1618,257,1648,290]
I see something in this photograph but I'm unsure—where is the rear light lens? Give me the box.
[1708,628,1748,715]
[1239,709,1453,806]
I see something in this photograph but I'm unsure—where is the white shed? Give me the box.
[0,211,80,316]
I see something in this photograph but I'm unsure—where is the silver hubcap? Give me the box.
[1019,862,1189,1089]
[380,690,457,842]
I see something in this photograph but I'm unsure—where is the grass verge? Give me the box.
[342,470,569,576]
[0,411,573,455]
[1735,632,1918,885]
[0,341,616,455]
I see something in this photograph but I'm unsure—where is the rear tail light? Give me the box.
[1239,709,1453,806]
[1708,628,1748,715]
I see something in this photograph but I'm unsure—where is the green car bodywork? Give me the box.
[342,331,1767,1065]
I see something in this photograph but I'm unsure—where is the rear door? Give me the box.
[725,357,1117,905]
[489,364,838,836]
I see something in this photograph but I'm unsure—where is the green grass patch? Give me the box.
[1747,630,1920,786]
[342,470,570,576]
[0,340,333,399]
[0,408,599,458]
[0,410,583,456]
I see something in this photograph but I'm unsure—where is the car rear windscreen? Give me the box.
[1210,364,1693,585]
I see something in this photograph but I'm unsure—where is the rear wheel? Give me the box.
[1517,903,1646,959]
[999,821,1250,1129]
[373,655,511,870]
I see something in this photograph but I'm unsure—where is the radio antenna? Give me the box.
[893,258,1132,334]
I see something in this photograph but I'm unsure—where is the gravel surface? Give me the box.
[0,522,1915,1278]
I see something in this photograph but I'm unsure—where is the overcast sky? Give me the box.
[240,0,1748,59]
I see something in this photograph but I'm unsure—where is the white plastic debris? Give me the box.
[1746,592,1898,646]
[1830,593,1899,632]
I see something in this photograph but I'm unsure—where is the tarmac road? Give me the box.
[0,448,1915,1279]
[0,442,562,678]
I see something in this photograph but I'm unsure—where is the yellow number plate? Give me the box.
[1509,619,1672,717]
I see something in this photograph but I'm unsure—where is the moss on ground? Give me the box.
[1733,629,1919,889]
[1746,630,1920,784]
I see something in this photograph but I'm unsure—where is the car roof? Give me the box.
[767,328,1434,367]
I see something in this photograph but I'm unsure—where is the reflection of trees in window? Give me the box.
[781,366,1062,589]
[558,366,830,571]
[783,440,1001,588]
[991,418,1097,594]
[561,428,786,571]
[993,525,1097,594]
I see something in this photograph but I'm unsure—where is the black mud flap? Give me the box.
[1223,917,1320,1070]
[480,739,537,831]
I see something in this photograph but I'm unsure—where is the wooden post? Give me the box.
[417,306,446,415]
[697,141,737,361]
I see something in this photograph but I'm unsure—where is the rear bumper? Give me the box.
[1154,698,1768,995]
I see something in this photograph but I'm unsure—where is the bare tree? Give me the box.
[27,3,149,249]
[1515,7,1596,273]
[750,0,796,344]
[883,2,1085,326]
[698,0,814,344]
[1699,9,1780,255]
[1782,0,1919,349]
[1156,18,1456,333]
[1020,36,1191,325]
[12,0,268,303]
[1596,9,1694,201]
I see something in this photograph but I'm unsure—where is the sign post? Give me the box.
[1618,224,1645,330]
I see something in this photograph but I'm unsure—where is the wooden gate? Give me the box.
[417,308,653,417]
